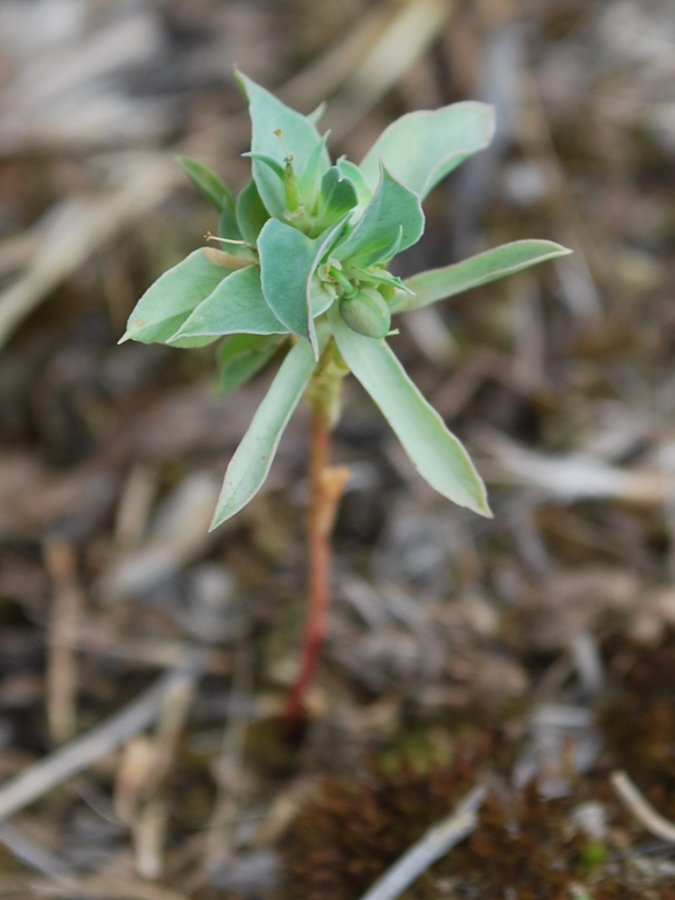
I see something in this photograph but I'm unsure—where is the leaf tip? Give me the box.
[232,66,248,98]
[309,329,321,362]
[117,331,132,345]
[207,514,222,533]
[536,239,573,260]
[477,496,494,519]
[209,495,235,531]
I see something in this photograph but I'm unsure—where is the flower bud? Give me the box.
[339,287,391,339]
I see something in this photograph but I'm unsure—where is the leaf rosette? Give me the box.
[122,71,571,529]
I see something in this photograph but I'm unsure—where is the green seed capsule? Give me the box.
[283,157,301,212]
[339,287,391,339]
[274,129,301,212]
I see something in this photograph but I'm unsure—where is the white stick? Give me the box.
[357,785,487,900]
[0,821,75,883]
[0,659,202,821]
[610,770,675,844]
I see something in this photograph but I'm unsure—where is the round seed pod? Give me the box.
[339,287,391,339]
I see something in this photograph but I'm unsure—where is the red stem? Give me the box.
[285,407,348,728]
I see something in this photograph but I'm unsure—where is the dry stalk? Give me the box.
[116,667,198,879]
[43,539,86,745]
[610,769,675,844]
[203,644,254,870]
[0,661,201,822]
[0,821,75,883]
[357,784,487,900]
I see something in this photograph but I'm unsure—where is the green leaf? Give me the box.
[258,219,321,349]
[307,101,327,125]
[359,102,495,199]
[218,206,242,241]
[167,266,287,347]
[309,274,337,317]
[258,217,346,356]
[329,307,491,516]
[236,70,330,220]
[298,133,331,205]
[355,226,403,269]
[353,267,413,295]
[243,152,285,180]
[216,333,281,394]
[121,249,229,345]
[335,165,423,268]
[210,338,317,528]
[391,240,572,313]
[236,180,270,246]
[316,166,358,226]
[336,159,373,211]
[179,156,235,213]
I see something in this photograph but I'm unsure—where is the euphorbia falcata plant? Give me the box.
[122,71,570,722]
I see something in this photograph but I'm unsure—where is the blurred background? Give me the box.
[1,1,675,898]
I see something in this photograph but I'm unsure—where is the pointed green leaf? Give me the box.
[258,217,346,356]
[316,166,358,226]
[258,219,321,349]
[210,339,317,527]
[216,333,282,394]
[179,156,235,213]
[336,159,373,211]
[329,307,491,516]
[335,165,423,268]
[356,226,403,269]
[121,249,229,345]
[359,102,495,199]
[391,240,572,313]
[168,266,287,347]
[218,206,242,241]
[307,101,327,125]
[236,179,270,246]
[236,70,330,220]
[309,274,337,317]
[353,267,413,294]
[243,152,285,180]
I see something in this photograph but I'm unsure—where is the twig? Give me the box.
[130,669,198,879]
[570,631,605,697]
[74,626,231,673]
[357,785,487,900]
[0,162,181,350]
[0,230,40,279]
[43,539,86,745]
[0,822,75,884]
[251,776,317,850]
[322,0,452,141]
[0,659,202,822]
[134,798,170,882]
[517,68,603,323]
[610,770,675,844]
[114,464,157,551]
[31,875,191,900]
[279,4,395,111]
[204,644,253,870]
